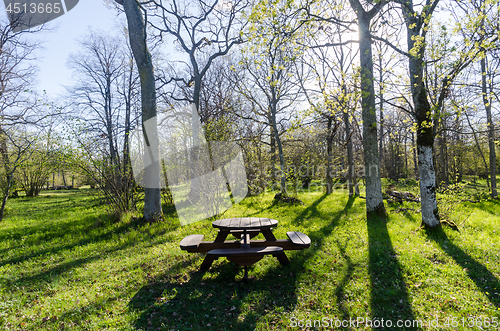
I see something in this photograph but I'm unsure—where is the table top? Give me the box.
[212,217,278,230]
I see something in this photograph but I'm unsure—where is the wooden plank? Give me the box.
[192,241,241,252]
[229,218,240,228]
[268,218,278,227]
[286,231,311,247]
[207,246,283,257]
[286,231,303,245]
[240,218,251,228]
[187,239,309,252]
[260,218,271,227]
[250,217,261,228]
[220,218,231,227]
[250,239,307,250]
[295,232,311,246]
[179,234,204,250]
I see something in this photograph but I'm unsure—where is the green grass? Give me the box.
[0,184,499,330]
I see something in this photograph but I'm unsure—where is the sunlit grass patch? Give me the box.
[0,184,499,330]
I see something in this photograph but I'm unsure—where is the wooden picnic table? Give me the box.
[180,217,311,279]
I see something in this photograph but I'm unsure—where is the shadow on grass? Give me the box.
[0,215,178,269]
[130,259,297,330]
[130,194,356,330]
[426,226,500,308]
[6,241,135,292]
[367,213,417,330]
[290,193,331,226]
[334,238,354,324]
[470,199,500,217]
[0,212,112,243]
[286,194,355,326]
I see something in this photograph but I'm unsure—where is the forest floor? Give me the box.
[0,180,499,330]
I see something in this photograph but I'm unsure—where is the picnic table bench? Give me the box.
[180,217,311,278]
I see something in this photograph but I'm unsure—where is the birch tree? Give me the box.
[389,0,499,226]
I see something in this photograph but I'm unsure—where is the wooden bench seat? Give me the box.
[206,246,285,269]
[207,246,283,257]
[180,234,204,250]
[181,232,311,253]
[286,231,311,247]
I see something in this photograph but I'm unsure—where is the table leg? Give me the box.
[274,251,290,265]
[261,229,290,265]
[200,230,230,271]
[214,230,230,243]
[261,229,277,241]
[242,230,250,248]
[200,256,217,270]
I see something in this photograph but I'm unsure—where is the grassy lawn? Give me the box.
[0,184,499,330]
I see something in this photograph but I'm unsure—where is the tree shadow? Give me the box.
[129,194,356,330]
[333,238,354,326]
[425,226,500,308]
[237,200,278,217]
[367,213,417,330]
[289,194,356,326]
[6,241,137,292]
[129,257,298,330]
[469,200,500,217]
[0,215,167,268]
[290,193,331,226]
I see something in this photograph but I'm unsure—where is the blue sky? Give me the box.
[24,0,121,97]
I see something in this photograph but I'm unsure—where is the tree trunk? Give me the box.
[438,125,449,187]
[356,10,385,216]
[0,129,13,222]
[270,97,286,194]
[465,111,490,188]
[122,60,135,210]
[326,117,334,194]
[482,57,497,198]
[258,138,265,192]
[411,132,418,178]
[62,170,67,186]
[378,55,384,172]
[443,128,449,186]
[344,106,358,196]
[404,10,440,227]
[270,118,277,187]
[455,116,463,182]
[404,134,408,177]
[118,0,162,221]
[0,174,12,221]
